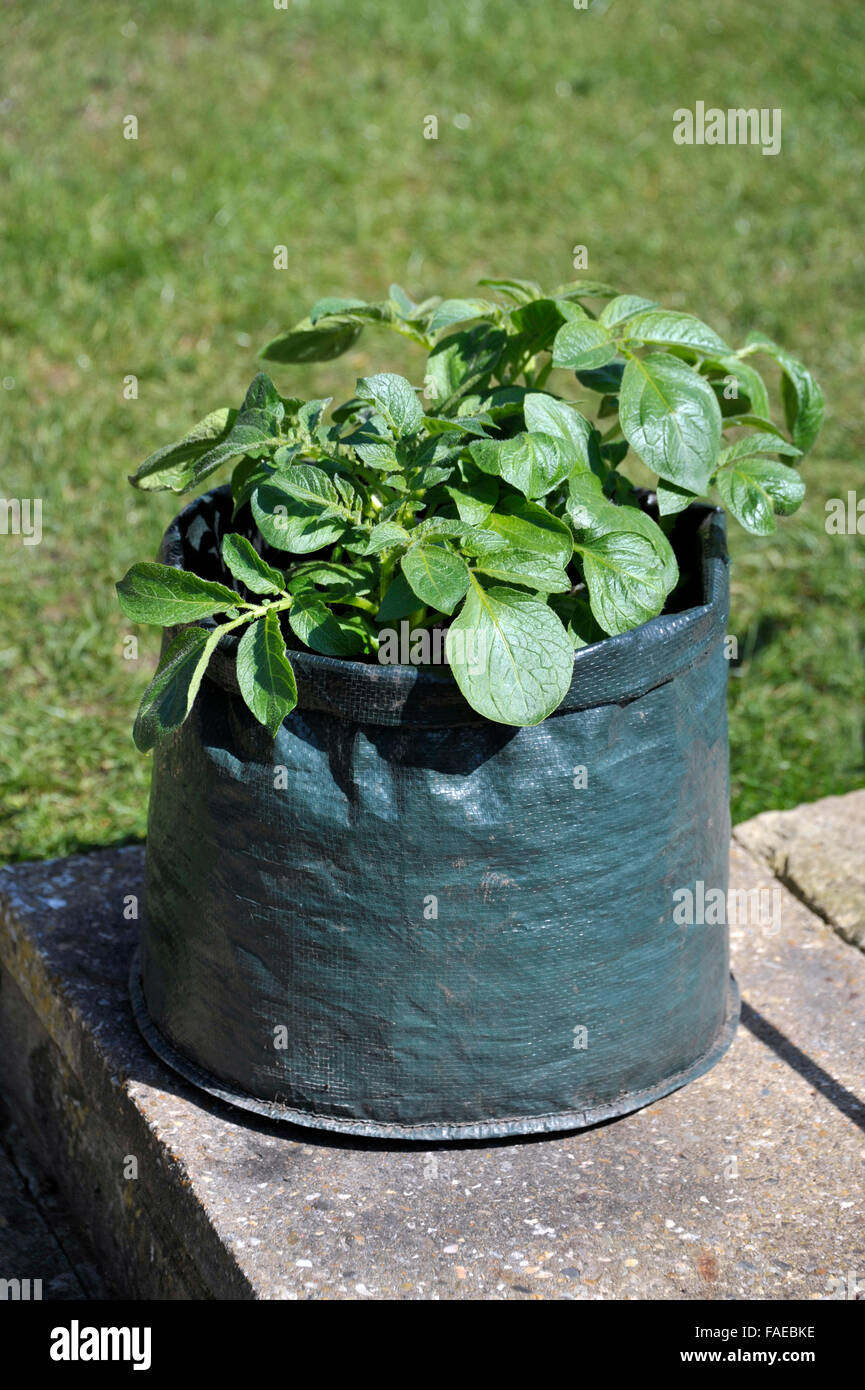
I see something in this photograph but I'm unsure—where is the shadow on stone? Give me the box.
[740,999,865,1134]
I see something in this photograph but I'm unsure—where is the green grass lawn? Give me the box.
[1,0,863,861]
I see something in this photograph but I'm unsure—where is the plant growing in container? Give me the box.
[119,276,822,1140]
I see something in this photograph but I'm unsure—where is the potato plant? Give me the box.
[117,276,822,744]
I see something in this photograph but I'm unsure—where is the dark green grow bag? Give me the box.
[132,486,739,1140]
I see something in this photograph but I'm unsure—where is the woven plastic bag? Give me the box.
[133,487,738,1140]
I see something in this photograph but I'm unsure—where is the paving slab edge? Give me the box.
[0,849,255,1299]
[732,791,865,953]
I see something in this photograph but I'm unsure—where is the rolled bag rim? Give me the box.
[158,485,730,729]
[130,949,740,1142]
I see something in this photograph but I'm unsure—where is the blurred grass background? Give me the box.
[0,0,863,861]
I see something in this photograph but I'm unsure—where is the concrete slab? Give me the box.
[0,839,863,1300]
[735,789,865,951]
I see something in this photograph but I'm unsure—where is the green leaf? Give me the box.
[622,310,732,356]
[412,517,490,546]
[550,279,619,300]
[413,464,455,489]
[575,361,625,394]
[715,457,806,535]
[600,439,629,469]
[453,530,509,558]
[447,579,573,726]
[427,298,498,335]
[477,276,542,305]
[289,596,366,656]
[572,533,670,635]
[424,324,506,409]
[331,396,367,425]
[377,496,422,524]
[309,297,366,324]
[551,319,617,372]
[656,481,699,516]
[294,397,333,441]
[194,436,279,488]
[222,534,285,595]
[364,520,412,555]
[236,608,298,736]
[567,475,677,633]
[744,332,824,452]
[717,433,802,465]
[376,570,421,622]
[571,474,677,588]
[272,443,304,471]
[523,393,594,472]
[506,298,568,358]
[333,472,364,516]
[401,543,470,615]
[285,559,375,597]
[407,431,465,471]
[599,295,658,329]
[474,385,529,420]
[326,301,395,326]
[269,463,360,516]
[331,610,377,655]
[353,438,401,471]
[445,462,499,524]
[128,408,237,493]
[473,549,570,594]
[469,431,573,500]
[408,518,505,559]
[251,474,350,555]
[190,373,286,485]
[723,413,788,438]
[619,353,721,493]
[239,371,286,418]
[707,355,771,421]
[231,455,277,516]
[132,626,224,752]
[421,414,491,439]
[483,495,573,567]
[356,372,423,438]
[549,591,607,650]
[558,303,591,329]
[259,317,362,363]
[389,283,417,317]
[117,563,241,626]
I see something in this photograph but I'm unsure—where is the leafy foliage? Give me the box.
[119,277,822,741]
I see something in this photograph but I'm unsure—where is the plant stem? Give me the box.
[534,359,553,390]
[223,594,294,630]
[338,595,377,614]
[378,552,398,603]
